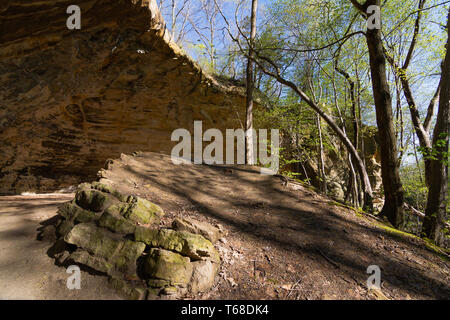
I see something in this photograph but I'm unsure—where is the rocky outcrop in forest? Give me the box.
[281,125,383,201]
[0,0,246,195]
[44,181,222,299]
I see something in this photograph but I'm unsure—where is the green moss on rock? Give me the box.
[91,182,129,202]
[55,181,222,298]
[70,249,114,275]
[75,185,118,212]
[57,219,74,237]
[161,286,179,296]
[58,201,98,223]
[147,279,170,288]
[98,205,137,234]
[65,223,145,276]
[142,248,193,285]
[114,240,146,275]
[135,227,220,262]
[123,196,164,225]
[172,217,221,243]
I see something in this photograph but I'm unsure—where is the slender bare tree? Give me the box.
[422,8,449,245]
[384,0,441,189]
[246,0,258,165]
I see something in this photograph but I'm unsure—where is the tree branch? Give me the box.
[403,0,426,70]
[424,82,441,133]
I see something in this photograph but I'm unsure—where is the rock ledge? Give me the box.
[47,181,221,299]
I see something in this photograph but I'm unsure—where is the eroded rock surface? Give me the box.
[0,0,246,195]
[172,217,224,243]
[48,181,221,299]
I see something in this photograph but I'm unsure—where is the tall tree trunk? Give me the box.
[351,0,405,227]
[332,72,359,207]
[246,0,258,165]
[422,9,450,245]
[383,0,441,188]
[412,137,424,185]
[335,62,361,206]
[316,115,327,194]
[356,70,366,168]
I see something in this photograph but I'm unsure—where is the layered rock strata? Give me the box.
[0,0,246,194]
[47,181,222,299]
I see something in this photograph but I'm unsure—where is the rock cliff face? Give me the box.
[0,0,246,195]
[280,125,382,201]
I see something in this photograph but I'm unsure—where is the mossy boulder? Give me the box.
[56,219,75,237]
[189,260,219,294]
[50,180,221,299]
[98,205,137,234]
[65,223,118,257]
[97,196,163,233]
[58,201,98,223]
[113,240,147,275]
[91,182,129,202]
[172,217,221,243]
[123,196,164,225]
[65,223,145,276]
[147,279,171,288]
[75,184,118,212]
[161,286,186,296]
[135,227,220,262]
[70,249,114,275]
[142,248,193,286]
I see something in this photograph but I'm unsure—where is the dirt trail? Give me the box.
[0,194,120,300]
[99,152,450,300]
[0,151,449,300]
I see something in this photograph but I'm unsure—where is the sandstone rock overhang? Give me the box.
[0,0,247,195]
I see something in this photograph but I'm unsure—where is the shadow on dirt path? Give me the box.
[0,194,120,300]
[1,151,448,300]
[99,152,450,300]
